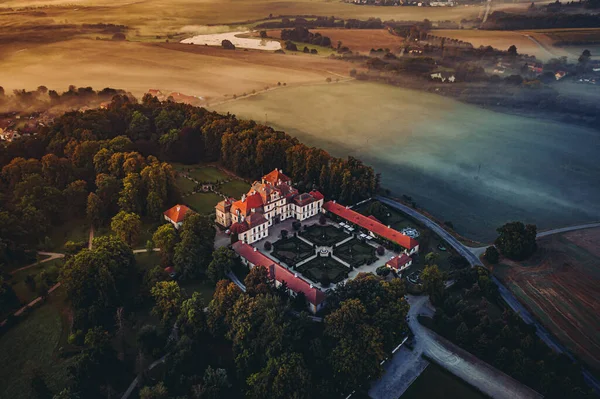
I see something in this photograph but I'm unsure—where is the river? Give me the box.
[213,81,600,241]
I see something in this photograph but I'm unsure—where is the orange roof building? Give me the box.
[215,169,325,245]
[163,204,192,229]
[323,201,419,253]
[232,242,326,313]
[386,254,413,272]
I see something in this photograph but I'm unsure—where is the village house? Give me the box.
[232,242,326,313]
[215,169,324,244]
[323,201,419,254]
[430,72,456,83]
[386,253,413,272]
[163,204,192,229]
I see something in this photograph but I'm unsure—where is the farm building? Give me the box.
[163,204,192,229]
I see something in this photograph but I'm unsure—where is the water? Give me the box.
[213,81,600,241]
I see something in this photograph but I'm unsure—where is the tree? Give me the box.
[31,370,52,399]
[292,221,301,231]
[495,222,537,260]
[325,299,385,393]
[281,229,288,239]
[137,324,164,358]
[244,265,272,296]
[139,383,169,399]
[421,264,445,305]
[207,280,242,335]
[207,247,237,283]
[507,45,518,56]
[118,172,144,214]
[152,223,178,266]
[221,39,235,50]
[111,211,142,247]
[376,245,385,256]
[151,281,182,326]
[64,180,88,215]
[424,251,439,266]
[192,366,231,399]
[178,292,207,338]
[319,214,327,225]
[173,213,215,279]
[578,49,591,64]
[246,353,311,399]
[484,246,499,264]
[263,241,272,250]
[112,32,126,41]
[127,111,151,140]
[86,192,104,228]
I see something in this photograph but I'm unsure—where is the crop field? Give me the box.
[313,28,405,53]
[494,228,600,370]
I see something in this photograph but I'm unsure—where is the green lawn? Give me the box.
[10,258,63,305]
[334,238,377,268]
[135,251,163,271]
[289,41,336,57]
[0,298,75,399]
[176,175,197,194]
[47,218,90,251]
[189,166,229,183]
[183,192,223,214]
[401,361,489,399]
[271,236,315,266]
[219,179,250,199]
[301,224,350,247]
[296,256,348,285]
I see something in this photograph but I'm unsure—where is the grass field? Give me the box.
[401,361,489,399]
[186,166,229,182]
[219,179,250,198]
[296,256,348,285]
[0,296,74,399]
[493,228,600,371]
[135,251,162,271]
[10,258,63,305]
[176,175,196,194]
[333,238,377,268]
[47,218,90,250]
[183,192,223,214]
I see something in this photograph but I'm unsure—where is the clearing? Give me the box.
[493,227,600,371]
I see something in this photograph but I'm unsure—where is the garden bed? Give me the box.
[301,224,349,247]
[271,236,315,266]
[334,238,377,268]
[296,256,348,285]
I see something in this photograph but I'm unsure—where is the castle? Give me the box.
[215,169,324,244]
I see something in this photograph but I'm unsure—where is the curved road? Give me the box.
[371,295,542,399]
[376,196,600,394]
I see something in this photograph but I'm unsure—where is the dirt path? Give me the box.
[536,222,600,238]
[9,252,65,275]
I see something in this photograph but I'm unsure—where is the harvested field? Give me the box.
[264,28,405,53]
[0,38,349,100]
[494,228,600,371]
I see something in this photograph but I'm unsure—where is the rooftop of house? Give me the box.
[245,212,268,228]
[216,197,235,212]
[323,201,419,250]
[232,242,326,306]
[163,204,192,223]
[231,192,264,216]
[386,253,412,269]
[263,169,291,186]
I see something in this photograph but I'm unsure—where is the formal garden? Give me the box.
[270,236,315,266]
[300,224,349,247]
[295,255,349,286]
[333,238,378,268]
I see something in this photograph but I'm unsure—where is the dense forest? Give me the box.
[481,11,600,30]
[0,93,378,268]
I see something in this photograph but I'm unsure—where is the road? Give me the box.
[371,295,542,399]
[377,196,600,394]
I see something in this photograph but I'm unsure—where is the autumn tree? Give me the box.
[421,264,445,305]
[495,222,537,260]
[246,352,311,399]
[173,213,215,279]
[206,280,242,335]
[118,172,144,214]
[207,247,237,283]
[111,211,142,247]
[244,265,272,297]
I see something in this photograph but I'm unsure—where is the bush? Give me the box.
[264,241,272,250]
[112,32,126,41]
[310,48,318,54]
[281,229,288,239]
[484,246,499,264]
[376,246,385,256]
[303,46,310,53]
[292,221,301,231]
[376,266,391,276]
[319,214,327,225]
[326,77,332,83]
[222,39,236,50]
[285,41,298,51]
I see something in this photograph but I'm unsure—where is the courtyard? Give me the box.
[296,255,349,286]
[271,236,315,266]
[300,224,350,247]
[334,238,378,268]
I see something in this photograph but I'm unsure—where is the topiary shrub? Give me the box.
[319,214,327,225]
[376,266,391,276]
[376,246,385,256]
[264,241,272,251]
[292,221,301,231]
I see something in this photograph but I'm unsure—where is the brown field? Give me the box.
[0,38,351,100]
[533,28,600,45]
[313,28,405,53]
[494,228,600,371]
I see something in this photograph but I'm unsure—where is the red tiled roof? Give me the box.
[387,254,412,269]
[309,190,324,201]
[163,204,192,223]
[245,213,268,228]
[231,192,264,216]
[263,169,291,185]
[232,242,325,306]
[323,201,418,250]
[368,215,381,223]
[230,222,249,234]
